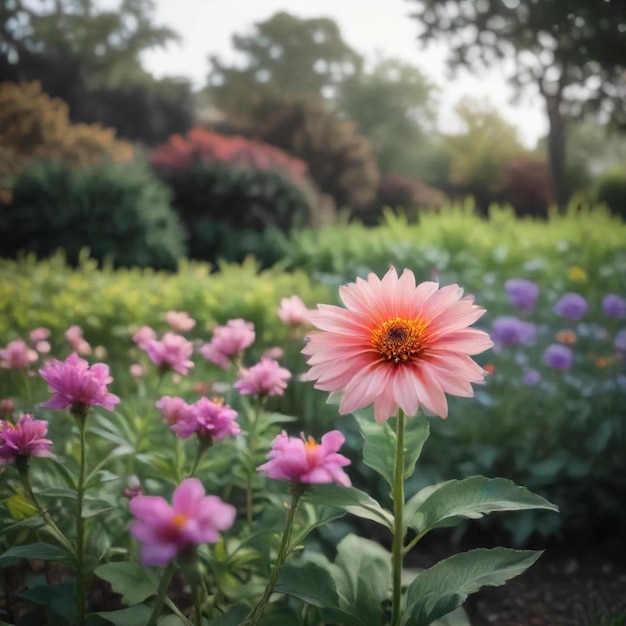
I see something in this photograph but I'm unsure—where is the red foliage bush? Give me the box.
[501,157,554,217]
[150,127,308,181]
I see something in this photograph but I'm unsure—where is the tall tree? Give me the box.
[208,11,363,115]
[337,57,437,177]
[409,0,626,207]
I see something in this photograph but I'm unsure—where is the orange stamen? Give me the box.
[371,317,428,364]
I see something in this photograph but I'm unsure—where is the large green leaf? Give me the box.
[93,562,160,605]
[401,548,543,625]
[0,542,74,567]
[353,411,429,490]
[303,483,393,530]
[17,581,77,623]
[94,605,152,626]
[207,606,249,626]
[406,477,558,537]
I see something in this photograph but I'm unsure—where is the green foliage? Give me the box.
[0,160,184,270]
[593,167,626,220]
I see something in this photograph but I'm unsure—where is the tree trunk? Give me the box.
[544,91,568,210]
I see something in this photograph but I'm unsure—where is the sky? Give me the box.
[142,0,548,148]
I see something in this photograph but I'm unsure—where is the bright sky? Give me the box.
[142,0,547,148]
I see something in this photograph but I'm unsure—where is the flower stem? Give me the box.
[16,464,75,556]
[243,485,304,625]
[145,561,177,626]
[391,409,406,626]
[245,397,265,526]
[75,415,88,624]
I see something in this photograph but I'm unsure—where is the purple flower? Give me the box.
[235,358,292,397]
[0,414,53,465]
[602,294,626,319]
[129,478,236,566]
[258,430,351,487]
[39,354,120,414]
[199,319,255,369]
[171,397,240,442]
[491,317,537,347]
[505,278,540,312]
[615,329,626,353]
[146,333,194,376]
[543,344,573,371]
[554,293,588,321]
[0,340,38,369]
[522,369,541,386]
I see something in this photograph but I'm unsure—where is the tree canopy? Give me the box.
[409,0,626,206]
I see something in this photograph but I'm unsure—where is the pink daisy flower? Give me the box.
[235,358,292,397]
[146,333,194,376]
[0,340,38,369]
[258,430,351,487]
[39,353,120,414]
[302,267,493,423]
[170,397,240,441]
[278,295,311,326]
[129,478,236,566]
[199,319,255,369]
[0,414,53,465]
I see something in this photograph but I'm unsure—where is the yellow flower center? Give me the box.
[172,513,187,528]
[303,435,319,463]
[371,317,427,364]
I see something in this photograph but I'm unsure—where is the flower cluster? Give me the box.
[200,319,255,369]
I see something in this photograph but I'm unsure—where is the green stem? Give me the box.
[245,397,265,526]
[189,439,210,478]
[243,485,304,625]
[145,561,177,626]
[17,464,76,556]
[75,415,88,625]
[391,410,406,626]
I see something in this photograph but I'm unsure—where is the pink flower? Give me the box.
[129,478,236,566]
[200,319,255,369]
[147,333,194,375]
[29,327,51,343]
[278,296,311,326]
[258,430,351,487]
[65,325,92,355]
[0,414,53,465]
[35,341,51,354]
[0,340,38,369]
[39,353,120,413]
[156,396,192,426]
[303,267,493,423]
[165,311,196,332]
[235,358,292,397]
[171,397,240,441]
[132,326,157,350]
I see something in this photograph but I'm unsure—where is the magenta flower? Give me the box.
[200,319,255,369]
[602,294,626,319]
[146,333,194,376]
[278,296,311,326]
[258,430,351,487]
[0,414,53,465]
[39,353,120,413]
[171,397,240,441]
[165,310,196,332]
[129,478,236,566]
[65,325,92,355]
[156,396,192,426]
[303,268,493,423]
[553,293,588,320]
[132,326,156,350]
[0,340,38,369]
[235,358,292,397]
[543,344,573,371]
[505,278,540,312]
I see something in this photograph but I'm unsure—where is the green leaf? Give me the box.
[157,615,188,626]
[303,483,394,530]
[0,542,74,567]
[94,605,152,626]
[6,491,38,519]
[406,477,558,537]
[93,562,160,605]
[206,606,249,626]
[353,411,429,489]
[17,581,77,623]
[401,548,543,626]
[49,458,78,490]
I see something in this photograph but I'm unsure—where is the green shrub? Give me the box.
[593,167,626,220]
[156,163,317,267]
[0,160,185,270]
